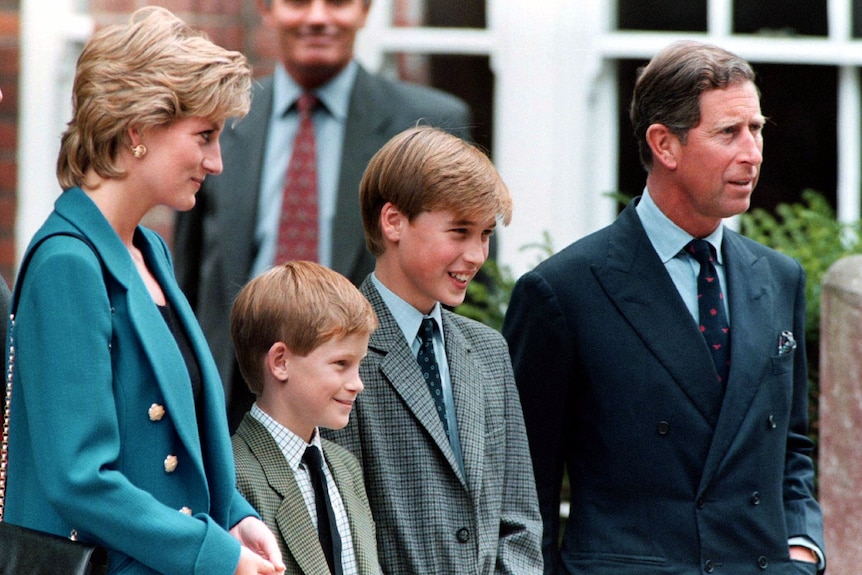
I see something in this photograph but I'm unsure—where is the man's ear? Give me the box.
[646,123,680,170]
[380,202,405,243]
[266,341,290,383]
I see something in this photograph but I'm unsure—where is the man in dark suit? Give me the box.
[173,0,471,430]
[503,41,825,575]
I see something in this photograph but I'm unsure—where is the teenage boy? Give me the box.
[322,126,543,574]
[230,261,381,575]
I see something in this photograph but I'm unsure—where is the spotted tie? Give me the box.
[687,239,731,385]
[417,317,449,438]
[275,92,318,264]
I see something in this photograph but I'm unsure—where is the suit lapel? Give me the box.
[699,231,773,488]
[361,280,467,483]
[324,441,379,574]
[592,202,725,426]
[236,417,332,575]
[133,232,203,468]
[442,313,484,491]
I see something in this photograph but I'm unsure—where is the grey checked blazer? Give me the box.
[232,415,382,575]
[322,278,543,575]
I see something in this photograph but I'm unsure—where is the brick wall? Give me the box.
[0,3,16,289]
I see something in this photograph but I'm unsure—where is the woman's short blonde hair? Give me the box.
[56,6,252,189]
[231,261,378,396]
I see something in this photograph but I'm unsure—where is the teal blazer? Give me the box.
[4,188,258,574]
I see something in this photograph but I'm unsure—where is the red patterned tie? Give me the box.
[275,93,318,264]
[687,239,731,385]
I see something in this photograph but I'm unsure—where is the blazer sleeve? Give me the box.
[493,333,546,574]
[782,263,826,556]
[502,269,575,574]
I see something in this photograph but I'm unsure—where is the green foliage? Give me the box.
[740,190,862,346]
[455,231,556,331]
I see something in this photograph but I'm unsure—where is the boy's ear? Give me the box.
[380,201,405,242]
[266,342,290,382]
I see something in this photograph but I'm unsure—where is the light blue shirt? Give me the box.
[635,188,729,322]
[251,61,359,277]
[370,274,466,477]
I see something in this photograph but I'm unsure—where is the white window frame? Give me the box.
[17,0,92,266]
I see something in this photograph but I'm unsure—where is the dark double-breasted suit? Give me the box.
[322,279,544,575]
[173,65,471,415]
[502,199,824,575]
[232,415,381,575]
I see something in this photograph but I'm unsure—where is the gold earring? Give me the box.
[132,144,147,158]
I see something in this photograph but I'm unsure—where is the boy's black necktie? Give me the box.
[686,239,731,385]
[417,317,449,439]
[303,445,343,575]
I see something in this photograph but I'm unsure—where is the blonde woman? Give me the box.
[4,8,284,574]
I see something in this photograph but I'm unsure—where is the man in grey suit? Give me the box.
[173,0,471,430]
[503,41,824,574]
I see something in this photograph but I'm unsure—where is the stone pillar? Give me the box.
[820,254,862,572]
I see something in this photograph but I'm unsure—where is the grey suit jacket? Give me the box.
[232,414,381,575]
[503,199,824,575]
[173,65,471,414]
[322,279,543,575]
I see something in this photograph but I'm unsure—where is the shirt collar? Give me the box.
[636,187,725,264]
[271,60,357,122]
[250,403,323,471]
[370,273,444,344]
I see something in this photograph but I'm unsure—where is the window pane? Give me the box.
[617,0,706,32]
[380,53,494,156]
[754,63,837,210]
[393,0,486,29]
[734,0,827,36]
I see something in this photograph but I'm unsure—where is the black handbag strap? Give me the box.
[1,231,101,522]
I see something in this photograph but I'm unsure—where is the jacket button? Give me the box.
[758,555,768,569]
[656,421,670,435]
[704,559,715,573]
[149,403,166,422]
[696,497,705,509]
[164,455,178,473]
[456,527,470,543]
[751,491,761,505]
[768,414,777,429]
